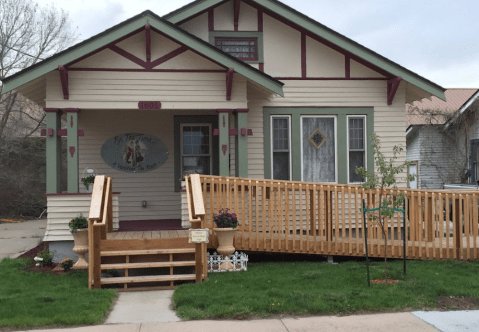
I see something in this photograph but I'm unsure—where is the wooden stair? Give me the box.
[99,247,197,291]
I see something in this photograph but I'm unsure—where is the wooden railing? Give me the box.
[88,175,113,289]
[194,175,479,261]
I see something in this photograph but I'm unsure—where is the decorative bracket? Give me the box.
[387,77,402,106]
[59,65,69,99]
[234,0,241,31]
[226,68,234,101]
[145,24,151,63]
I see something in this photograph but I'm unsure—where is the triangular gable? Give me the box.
[165,0,445,100]
[1,10,283,97]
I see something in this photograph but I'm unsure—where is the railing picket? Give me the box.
[279,182,284,252]
[312,184,318,253]
[355,187,360,255]
[306,184,311,253]
[348,186,352,255]
[319,185,324,254]
[255,181,260,251]
[473,194,478,259]
[285,182,290,252]
[445,193,451,259]
[465,194,470,260]
[292,183,297,252]
[335,187,340,254]
[262,181,267,251]
[299,184,304,252]
[439,192,444,260]
[431,192,437,259]
[240,179,246,249]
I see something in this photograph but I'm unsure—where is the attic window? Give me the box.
[215,37,258,61]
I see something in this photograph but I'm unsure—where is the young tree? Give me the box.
[0,0,77,138]
[355,133,413,282]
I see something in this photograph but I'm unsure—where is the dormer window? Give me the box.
[215,37,258,61]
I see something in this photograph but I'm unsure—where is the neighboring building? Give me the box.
[406,89,479,189]
[1,0,445,257]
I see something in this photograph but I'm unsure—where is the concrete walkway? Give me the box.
[0,219,47,259]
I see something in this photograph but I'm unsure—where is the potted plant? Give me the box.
[213,209,239,268]
[81,175,95,192]
[69,215,89,269]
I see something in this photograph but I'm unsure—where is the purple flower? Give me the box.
[232,213,237,218]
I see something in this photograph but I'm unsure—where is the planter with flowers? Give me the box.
[213,208,239,269]
[69,215,89,269]
[81,175,95,192]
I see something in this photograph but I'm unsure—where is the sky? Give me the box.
[36,0,479,88]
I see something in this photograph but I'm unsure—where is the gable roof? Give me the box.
[166,0,445,101]
[0,10,284,97]
[406,89,478,126]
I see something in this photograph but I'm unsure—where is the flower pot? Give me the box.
[72,229,89,269]
[85,184,92,193]
[214,228,236,270]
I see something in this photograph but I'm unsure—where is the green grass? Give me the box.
[0,258,117,329]
[173,259,479,320]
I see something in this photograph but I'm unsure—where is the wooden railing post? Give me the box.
[189,174,207,282]
[426,195,433,242]
[454,196,462,260]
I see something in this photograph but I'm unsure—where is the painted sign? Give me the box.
[101,133,168,173]
[138,101,162,110]
[188,229,210,243]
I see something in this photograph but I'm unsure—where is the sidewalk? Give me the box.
[0,219,47,259]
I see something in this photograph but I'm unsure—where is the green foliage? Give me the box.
[173,260,479,320]
[60,258,74,272]
[35,249,54,267]
[80,175,95,188]
[69,215,88,233]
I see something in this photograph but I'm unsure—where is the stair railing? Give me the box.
[185,174,207,282]
[87,175,113,289]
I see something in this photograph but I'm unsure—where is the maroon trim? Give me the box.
[175,0,228,25]
[145,24,151,63]
[226,68,234,101]
[48,129,54,137]
[43,129,84,137]
[345,56,350,79]
[234,0,241,31]
[213,128,219,136]
[216,109,232,113]
[248,129,253,136]
[46,192,121,197]
[275,77,388,81]
[241,128,247,136]
[64,108,81,113]
[57,129,67,137]
[59,66,69,99]
[208,9,215,31]
[69,146,76,158]
[301,32,307,78]
[78,129,85,137]
[148,46,189,69]
[236,108,249,113]
[229,129,238,136]
[222,144,228,155]
[70,115,73,128]
[41,129,46,136]
[43,108,59,113]
[387,77,402,105]
[258,8,263,32]
[259,63,264,72]
[68,68,226,73]
[109,44,147,68]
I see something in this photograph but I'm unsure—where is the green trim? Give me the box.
[264,107,374,184]
[2,12,284,97]
[209,31,264,64]
[67,112,79,193]
[218,112,230,176]
[174,115,219,192]
[165,0,225,23]
[45,112,61,193]
[166,0,445,100]
[235,112,248,177]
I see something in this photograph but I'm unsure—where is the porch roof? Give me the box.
[0,10,284,97]
[165,0,446,101]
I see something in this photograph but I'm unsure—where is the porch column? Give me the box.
[45,108,61,193]
[217,109,231,176]
[65,109,80,193]
[235,109,248,178]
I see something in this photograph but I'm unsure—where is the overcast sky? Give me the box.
[37,0,479,88]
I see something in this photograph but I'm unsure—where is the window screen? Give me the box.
[215,38,257,61]
[272,117,290,180]
[349,117,366,183]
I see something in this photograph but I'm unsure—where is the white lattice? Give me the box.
[207,251,248,272]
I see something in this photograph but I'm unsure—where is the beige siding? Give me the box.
[350,60,385,78]
[179,13,209,42]
[116,31,147,61]
[45,71,248,109]
[214,1,234,31]
[70,49,143,69]
[44,194,119,242]
[154,50,224,70]
[238,2,258,31]
[306,37,345,78]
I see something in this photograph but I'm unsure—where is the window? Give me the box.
[271,116,291,180]
[215,38,257,61]
[180,124,212,178]
[348,116,366,183]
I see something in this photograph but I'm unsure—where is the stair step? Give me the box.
[101,261,196,270]
[101,248,195,257]
[101,274,196,285]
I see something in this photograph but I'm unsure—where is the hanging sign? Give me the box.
[101,133,168,173]
[188,229,210,243]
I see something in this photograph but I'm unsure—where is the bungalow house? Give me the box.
[406,89,479,189]
[1,0,445,264]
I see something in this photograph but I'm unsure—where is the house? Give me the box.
[406,89,479,189]
[1,0,445,264]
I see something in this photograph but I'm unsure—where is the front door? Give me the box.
[301,116,337,183]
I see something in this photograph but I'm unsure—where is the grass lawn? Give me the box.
[173,259,479,320]
[0,258,117,329]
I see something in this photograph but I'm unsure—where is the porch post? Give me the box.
[217,109,231,176]
[44,108,61,193]
[235,109,248,178]
[65,109,80,193]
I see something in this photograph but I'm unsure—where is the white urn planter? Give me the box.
[214,228,236,270]
[72,229,89,270]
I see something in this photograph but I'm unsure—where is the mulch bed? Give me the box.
[436,296,479,310]
[371,279,400,285]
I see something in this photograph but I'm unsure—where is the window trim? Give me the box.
[209,31,264,63]
[180,123,213,179]
[270,115,292,181]
[300,115,338,183]
[407,160,419,189]
[347,115,367,184]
